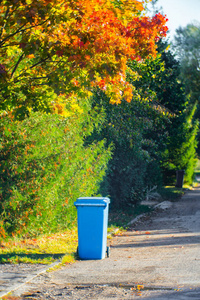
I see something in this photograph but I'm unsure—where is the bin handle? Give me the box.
[74,203,107,207]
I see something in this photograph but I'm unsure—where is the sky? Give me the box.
[148,0,200,41]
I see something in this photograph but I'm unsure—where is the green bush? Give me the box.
[90,89,164,208]
[0,111,112,238]
[105,144,149,207]
[161,103,198,186]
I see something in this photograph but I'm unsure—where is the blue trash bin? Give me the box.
[74,197,110,260]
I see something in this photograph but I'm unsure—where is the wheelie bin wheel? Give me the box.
[106,246,110,258]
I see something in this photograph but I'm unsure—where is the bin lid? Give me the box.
[74,197,110,207]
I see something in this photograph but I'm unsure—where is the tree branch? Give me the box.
[31,77,48,80]
[11,54,24,78]
[0,19,49,48]
[12,56,51,83]
[29,56,50,69]
[0,24,27,47]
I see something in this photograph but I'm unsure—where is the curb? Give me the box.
[127,213,147,226]
[0,259,62,299]
[127,201,173,227]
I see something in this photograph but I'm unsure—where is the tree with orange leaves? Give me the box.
[0,0,168,117]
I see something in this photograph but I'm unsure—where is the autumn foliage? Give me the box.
[0,0,168,114]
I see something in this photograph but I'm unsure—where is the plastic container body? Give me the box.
[74,197,110,260]
[175,170,185,188]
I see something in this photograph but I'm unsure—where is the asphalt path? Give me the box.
[1,186,200,299]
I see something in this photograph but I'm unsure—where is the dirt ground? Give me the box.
[6,187,200,299]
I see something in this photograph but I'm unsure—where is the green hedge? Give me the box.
[0,111,112,238]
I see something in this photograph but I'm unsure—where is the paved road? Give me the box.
[1,187,200,299]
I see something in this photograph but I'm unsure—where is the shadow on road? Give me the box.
[141,287,200,300]
[112,233,200,248]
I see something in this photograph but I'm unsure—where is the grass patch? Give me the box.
[194,171,200,177]
[0,204,151,264]
[158,186,185,202]
[0,228,78,265]
[108,204,152,229]
[193,159,200,186]
[193,169,200,186]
